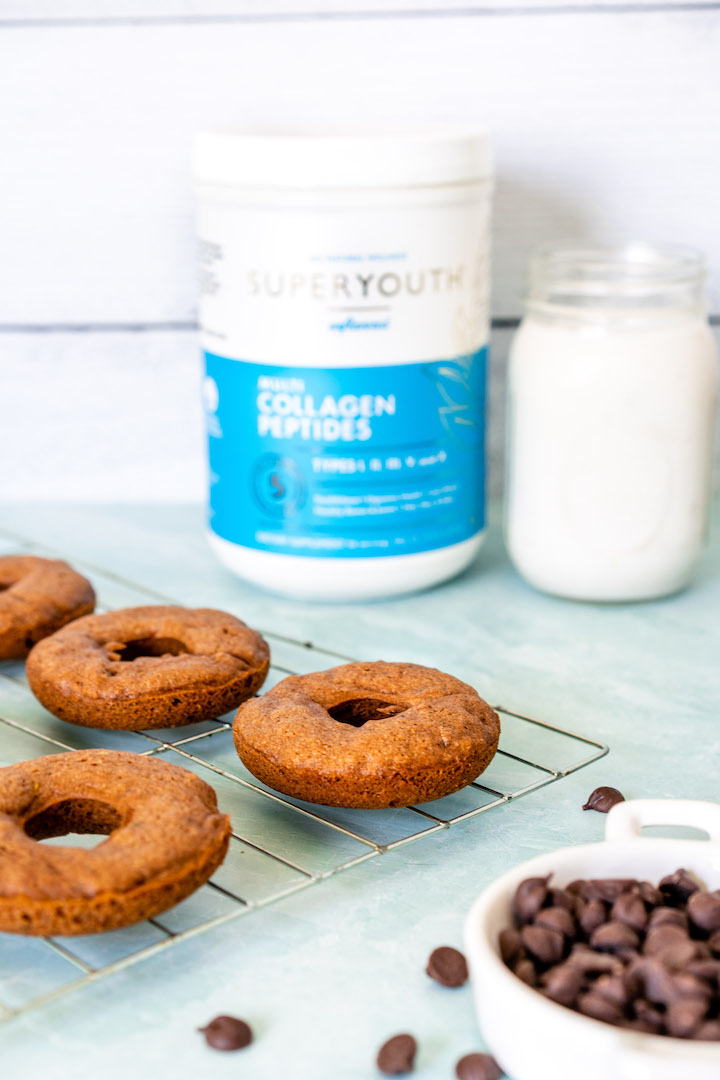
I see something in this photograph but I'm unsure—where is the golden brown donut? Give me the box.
[0,555,95,660]
[233,661,500,808]
[0,749,231,935]
[26,605,270,730]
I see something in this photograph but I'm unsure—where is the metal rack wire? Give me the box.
[0,527,607,1021]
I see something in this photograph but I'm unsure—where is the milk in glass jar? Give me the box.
[506,244,718,601]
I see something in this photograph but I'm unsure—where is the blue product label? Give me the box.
[204,349,487,558]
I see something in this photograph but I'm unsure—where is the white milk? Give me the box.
[506,246,718,601]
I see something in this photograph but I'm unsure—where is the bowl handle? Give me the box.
[604,799,720,843]
[618,1036,720,1079]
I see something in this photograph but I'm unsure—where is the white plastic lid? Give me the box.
[194,127,492,190]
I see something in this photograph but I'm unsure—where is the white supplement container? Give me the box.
[506,244,718,601]
[194,129,493,601]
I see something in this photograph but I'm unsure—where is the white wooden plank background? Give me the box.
[1,3,718,501]
[4,2,710,21]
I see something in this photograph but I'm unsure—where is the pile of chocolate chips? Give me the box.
[500,869,720,1040]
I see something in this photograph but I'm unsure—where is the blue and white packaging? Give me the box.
[195,129,493,600]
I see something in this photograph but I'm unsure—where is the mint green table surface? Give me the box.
[1,502,719,1080]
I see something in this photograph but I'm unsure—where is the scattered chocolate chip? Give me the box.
[455,1052,502,1080]
[535,906,576,939]
[377,1034,417,1076]
[688,891,720,933]
[498,927,522,966]
[583,879,637,903]
[666,997,708,1039]
[198,1015,253,1051]
[426,946,468,988]
[590,921,639,955]
[566,880,586,897]
[659,869,699,906]
[708,930,720,956]
[582,786,625,813]
[612,891,648,933]
[520,924,565,966]
[512,876,551,924]
[579,898,607,937]
[542,963,583,1006]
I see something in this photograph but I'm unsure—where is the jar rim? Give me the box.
[528,243,706,306]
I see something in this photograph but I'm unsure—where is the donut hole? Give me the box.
[327,698,406,729]
[24,798,123,846]
[115,636,190,662]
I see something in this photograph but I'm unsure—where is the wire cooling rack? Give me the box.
[0,526,607,1022]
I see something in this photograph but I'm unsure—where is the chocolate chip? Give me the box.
[583,879,637,903]
[637,881,662,907]
[611,891,648,933]
[566,880,586,897]
[659,869,699,906]
[426,946,468,988]
[520,925,565,966]
[582,786,625,813]
[687,959,720,985]
[512,876,551,924]
[695,1020,720,1041]
[377,1034,417,1075]
[498,927,522,966]
[644,925,697,969]
[648,907,688,932]
[577,991,624,1024]
[549,888,574,911]
[666,997,708,1039]
[542,963,583,1006]
[454,1053,502,1080]
[708,930,720,955]
[590,921,639,955]
[632,998,664,1034]
[624,1016,663,1035]
[579,898,607,937]
[568,944,624,976]
[633,957,680,1005]
[671,972,713,1002]
[688,891,720,933]
[513,957,537,986]
[198,1015,252,1051]
[594,973,629,1008]
[535,906,576,939]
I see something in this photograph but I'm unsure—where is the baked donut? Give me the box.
[0,555,95,660]
[26,606,270,730]
[0,748,230,935]
[232,661,500,808]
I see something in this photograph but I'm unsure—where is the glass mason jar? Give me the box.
[505,244,718,601]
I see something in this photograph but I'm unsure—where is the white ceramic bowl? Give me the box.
[465,800,720,1080]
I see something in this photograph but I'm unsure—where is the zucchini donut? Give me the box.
[26,605,269,730]
[0,555,95,660]
[233,661,500,808]
[0,749,230,935]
